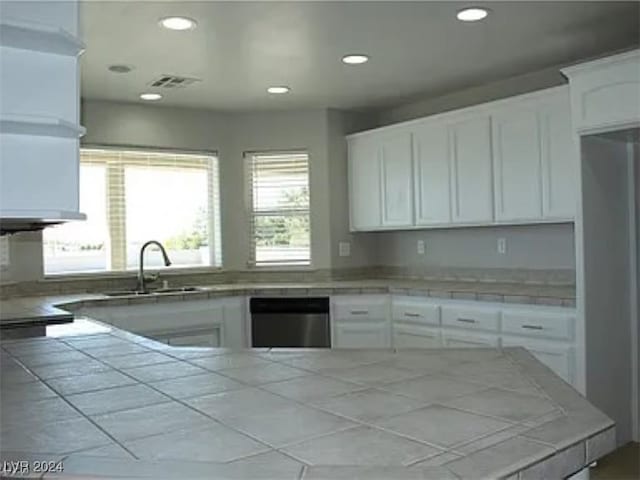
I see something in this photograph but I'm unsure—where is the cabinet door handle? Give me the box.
[404,312,421,318]
[456,317,477,324]
[350,310,368,315]
[522,324,544,330]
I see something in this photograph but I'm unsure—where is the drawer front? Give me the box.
[441,305,500,332]
[393,323,441,349]
[333,321,391,349]
[392,301,440,326]
[333,298,388,321]
[501,310,574,340]
[441,331,500,348]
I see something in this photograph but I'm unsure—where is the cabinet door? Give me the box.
[450,116,494,223]
[222,297,246,348]
[492,107,543,221]
[441,330,499,348]
[393,323,441,349]
[349,136,382,230]
[166,328,222,348]
[540,99,576,220]
[380,131,413,227]
[333,321,391,349]
[502,337,574,385]
[413,122,451,225]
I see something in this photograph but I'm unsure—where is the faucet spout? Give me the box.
[138,240,171,293]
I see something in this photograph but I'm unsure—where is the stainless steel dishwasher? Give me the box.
[250,297,330,348]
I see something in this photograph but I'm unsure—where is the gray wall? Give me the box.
[582,134,633,445]
[362,67,576,273]
[375,66,566,127]
[327,109,378,269]
[84,101,364,272]
[1,101,378,283]
[0,232,44,283]
[371,224,575,270]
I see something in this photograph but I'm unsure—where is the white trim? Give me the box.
[561,49,640,78]
[0,17,85,56]
[627,137,639,442]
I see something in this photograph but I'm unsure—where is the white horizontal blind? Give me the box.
[43,147,221,274]
[246,151,311,266]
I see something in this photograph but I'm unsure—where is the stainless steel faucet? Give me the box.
[138,240,171,293]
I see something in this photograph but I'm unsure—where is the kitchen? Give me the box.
[0,1,639,478]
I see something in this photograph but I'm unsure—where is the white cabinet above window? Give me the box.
[347,86,576,232]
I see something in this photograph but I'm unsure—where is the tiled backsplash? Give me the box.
[0,266,575,300]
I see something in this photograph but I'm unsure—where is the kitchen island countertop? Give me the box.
[0,319,614,479]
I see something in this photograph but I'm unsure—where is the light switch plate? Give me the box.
[417,240,425,255]
[338,241,351,257]
[497,238,507,255]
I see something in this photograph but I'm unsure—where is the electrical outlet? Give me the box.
[417,240,425,255]
[338,241,351,257]
[497,238,507,255]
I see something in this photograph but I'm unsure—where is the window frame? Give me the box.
[43,144,222,277]
[244,149,313,269]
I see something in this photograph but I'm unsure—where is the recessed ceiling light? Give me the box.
[456,7,490,22]
[267,86,290,94]
[159,16,197,31]
[140,93,162,101]
[342,54,369,65]
[108,64,133,74]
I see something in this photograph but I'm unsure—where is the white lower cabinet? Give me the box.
[393,323,441,348]
[76,297,245,349]
[333,321,391,349]
[332,295,391,348]
[441,330,500,348]
[502,336,574,384]
[154,327,222,348]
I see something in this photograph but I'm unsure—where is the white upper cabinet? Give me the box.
[413,121,451,225]
[450,115,494,224]
[539,95,576,219]
[0,1,85,228]
[380,131,413,227]
[491,88,575,222]
[562,49,640,134]
[492,105,543,222]
[349,135,382,230]
[349,130,413,230]
[347,86,577,232]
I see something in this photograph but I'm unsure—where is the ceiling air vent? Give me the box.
[148,75,201,89]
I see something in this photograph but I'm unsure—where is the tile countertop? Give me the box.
[0,319,614,480]
[0,278,576,325]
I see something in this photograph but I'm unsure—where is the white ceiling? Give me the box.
[80,1,640,112]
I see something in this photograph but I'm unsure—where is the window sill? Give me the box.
[43,266,225,282]
[42,264,320,281]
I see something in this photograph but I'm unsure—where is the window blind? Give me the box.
[246,151,311,267]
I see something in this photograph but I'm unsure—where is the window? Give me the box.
[43,148,221,274]
[246,151,311,267]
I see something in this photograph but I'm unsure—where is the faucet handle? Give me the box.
[145,273,160,283]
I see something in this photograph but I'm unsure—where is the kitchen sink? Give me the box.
[103,287,204,297]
